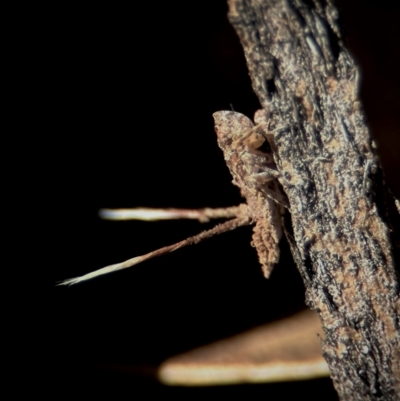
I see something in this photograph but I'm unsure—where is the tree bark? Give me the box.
[227,0,400,399]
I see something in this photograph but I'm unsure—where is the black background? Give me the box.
[54,0,399,399]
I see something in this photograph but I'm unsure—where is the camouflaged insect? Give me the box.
[59,110,287,285]
[213,110,286,278]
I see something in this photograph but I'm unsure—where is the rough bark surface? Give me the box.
[227,0,400,400]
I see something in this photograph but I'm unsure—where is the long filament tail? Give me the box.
[99,205,246,223]
[58,215,251,286]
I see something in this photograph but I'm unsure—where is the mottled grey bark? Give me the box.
[227,0,400,400]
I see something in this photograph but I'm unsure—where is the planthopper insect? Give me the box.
[58,110,288,286]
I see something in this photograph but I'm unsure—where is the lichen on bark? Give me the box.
[227,0,400,399]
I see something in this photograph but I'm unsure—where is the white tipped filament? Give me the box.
[99,206,244,223]
[58,214,251,286]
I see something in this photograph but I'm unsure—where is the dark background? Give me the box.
[54,0,399,399]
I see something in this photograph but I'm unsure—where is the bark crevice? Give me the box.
[227,0,400,399]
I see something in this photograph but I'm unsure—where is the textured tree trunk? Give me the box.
[227,0,400,399]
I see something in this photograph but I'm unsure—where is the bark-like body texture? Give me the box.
[214,111,285,278]
[227,0,400,400]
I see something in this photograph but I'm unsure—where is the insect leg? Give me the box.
[247,173,289,209]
